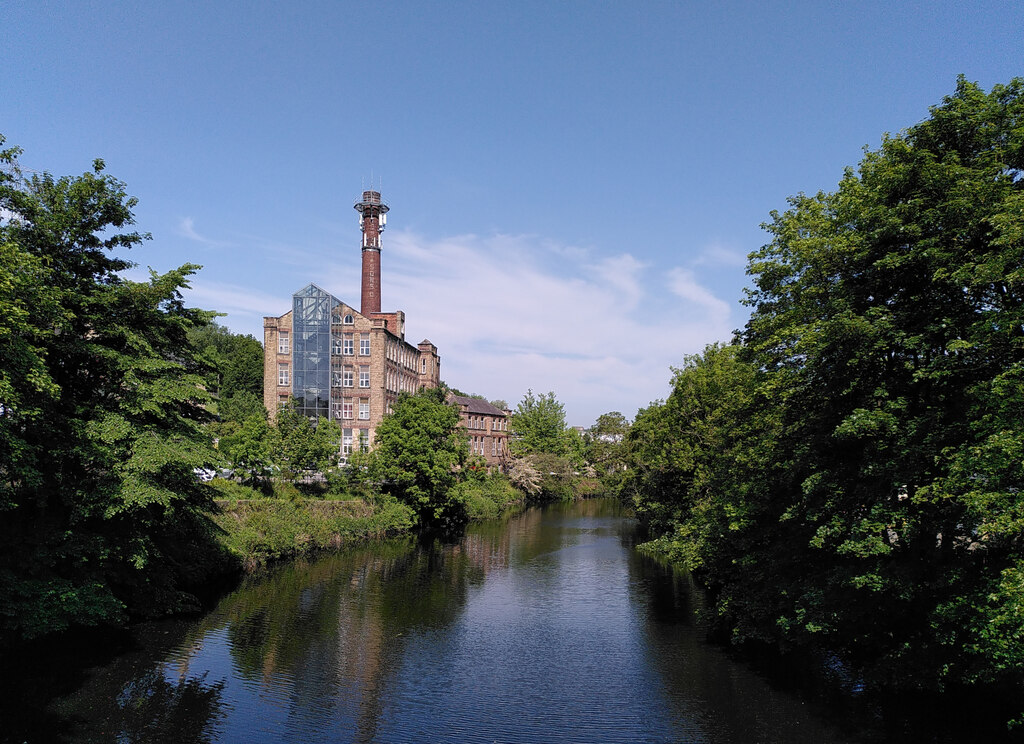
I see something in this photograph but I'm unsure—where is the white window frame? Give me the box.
[278,363,289,386]
[359,366,370,388]
[343,367,353,388]
[360,334,370,356]
[343,334,354,355]
[359,400,370,420]
[278,331,290,354]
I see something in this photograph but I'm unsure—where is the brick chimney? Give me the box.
[354,189,389,315]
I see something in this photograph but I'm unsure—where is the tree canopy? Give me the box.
[0,137,227,640]
[365,388,468,530]
[625,77,1024,700]
[509,389,568,456]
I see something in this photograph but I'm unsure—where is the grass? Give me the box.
[207,474,525,570]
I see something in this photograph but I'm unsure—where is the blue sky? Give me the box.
[3,1,1021,425]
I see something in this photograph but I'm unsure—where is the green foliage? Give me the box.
[218,390,265,425]
[366,389,469,530]
[223,415,274,486]
[213,497,415,569]
[510,389,569,456]
[455,472,524,521]
[522,452,579,502]
[187,322,263,399]
[271,402,342,483]
[585,411,630,490]
[626,78,1024,702]
[0,137,228,640]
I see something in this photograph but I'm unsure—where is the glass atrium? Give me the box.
[291,284,339,421]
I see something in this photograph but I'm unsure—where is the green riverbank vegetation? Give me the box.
[621,78,1024,721]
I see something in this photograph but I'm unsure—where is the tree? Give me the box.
[223,414,274,487]
[187,322,263,399]
[218,390,265,426]
[625,79,1024,706]
[366,388,468,529]
[0,138,226,640]
[731,77,1024,690]
[585,411,630,487]
[272,403,341,482]
[509,390,568,456]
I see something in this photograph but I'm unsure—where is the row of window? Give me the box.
[330,398,371,420]
[279,329,371,357]
[385,337,418,371]
[466,415,507,431]
[331,313,355,326]
[469,436,502,457]
[328,365,371,388]
[386,368,418,394]
[329,333,371,356]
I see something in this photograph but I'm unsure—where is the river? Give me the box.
[10,499,873,743]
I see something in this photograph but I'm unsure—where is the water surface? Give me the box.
[30,500,866,743]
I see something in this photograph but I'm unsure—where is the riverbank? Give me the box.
[209,474,527,570]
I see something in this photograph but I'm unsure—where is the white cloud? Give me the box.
[666,267,732,327]
[316,229,737,425]
[692,242,747,268]
[182,280,290,338]
[177,217,231,247]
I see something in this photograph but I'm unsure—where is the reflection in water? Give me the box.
[39,500,867,743]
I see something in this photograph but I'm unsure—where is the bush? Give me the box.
[458,474,524,521]
[212,497,415,570]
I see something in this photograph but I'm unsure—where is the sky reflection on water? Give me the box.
[44,500,864,743]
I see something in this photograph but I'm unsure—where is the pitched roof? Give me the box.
[449,395,506,417]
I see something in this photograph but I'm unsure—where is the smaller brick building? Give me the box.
[448,395,511,470]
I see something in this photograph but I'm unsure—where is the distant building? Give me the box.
[448,395,511,470]
[263,191,441,457]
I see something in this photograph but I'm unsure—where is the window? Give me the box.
[342,428,353,455]
[332,366,343,387]
[359,429,369,452]
[360,334,370,356]
[278,331,290,354]
[343,367,353,387]
[343,314,354,325]
[359,366,370,388]
[331,333,343,355]
[343,399,353,419]
[331,401,342,420]
[492,438,497,456]
[343,333,354,355]
[359,400,369,420]
[421,358,426,373]
[278,363,290,386]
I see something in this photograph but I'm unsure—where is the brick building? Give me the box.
[263,191,441,457]
[448,395,511,470]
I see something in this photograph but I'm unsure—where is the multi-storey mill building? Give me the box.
[263,190,441,457]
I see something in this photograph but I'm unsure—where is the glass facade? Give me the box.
[292,284,339,421]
